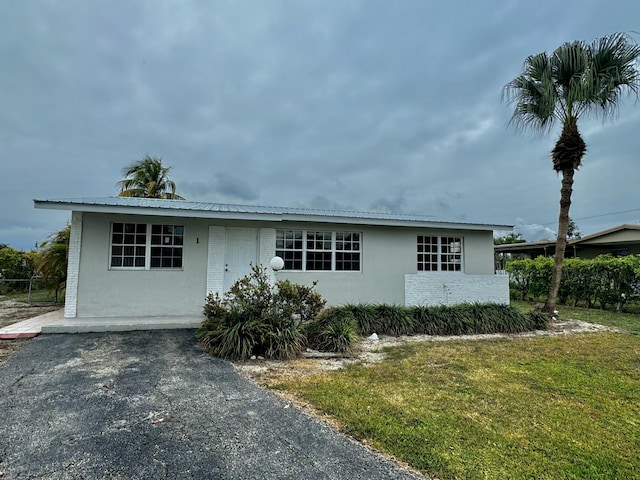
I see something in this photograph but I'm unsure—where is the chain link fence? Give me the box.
[0,277,63,304]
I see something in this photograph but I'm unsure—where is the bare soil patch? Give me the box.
[0,299,61,366]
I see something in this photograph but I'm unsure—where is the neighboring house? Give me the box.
[34,197,511,320]
[494,224,640,260]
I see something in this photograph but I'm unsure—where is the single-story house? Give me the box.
[494,224,640,260]
[34,197,511,320]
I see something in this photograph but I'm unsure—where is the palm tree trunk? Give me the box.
[544,168,574,312]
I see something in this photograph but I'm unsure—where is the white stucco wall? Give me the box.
[276,224,498,306]
[72,213,502,317]
[76,213,210,317]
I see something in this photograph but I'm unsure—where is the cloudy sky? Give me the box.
[3,0,640,251]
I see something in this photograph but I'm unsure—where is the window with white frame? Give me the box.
[276,229,361,271]
[110,222,184,269]
[417,235,462,272]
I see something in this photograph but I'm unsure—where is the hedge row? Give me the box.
[308,303,548,344]
[507,254,640,310]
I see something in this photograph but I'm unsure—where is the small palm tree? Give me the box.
[117,155,185,200]
[36,224,70,302]
[503,33,640,312]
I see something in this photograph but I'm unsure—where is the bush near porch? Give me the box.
[197,266,549,360]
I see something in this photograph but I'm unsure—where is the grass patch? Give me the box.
[513,300,640,335]
[276,332,640,480]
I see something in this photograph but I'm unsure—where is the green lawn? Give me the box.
[275,331,640,479]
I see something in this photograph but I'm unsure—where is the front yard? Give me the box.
[259,308,640,480]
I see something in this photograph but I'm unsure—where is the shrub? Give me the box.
[305,308,359,354]
[197,265,322,360]
[274,279,326,324]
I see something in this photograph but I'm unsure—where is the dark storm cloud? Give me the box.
[2,0,640,249]
[181,174,259,202]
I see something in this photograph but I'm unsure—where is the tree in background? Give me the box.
[0,245,35,280]
[494,232,527,271]
[503,33,640,312]
[0,245,36,293]
[36,224,70,302]
[117,155,185,200]
[494,232,527,245]
[567,218,582,240]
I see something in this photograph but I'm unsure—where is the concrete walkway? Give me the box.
[0,330,425,479]
[0,309,202,339]
[0,308,64,339]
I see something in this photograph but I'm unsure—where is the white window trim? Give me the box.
[276,229,362,272]
[417,235,464,273]
[109,222,184,271]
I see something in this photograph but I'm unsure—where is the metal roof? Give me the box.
[34,197,512,231]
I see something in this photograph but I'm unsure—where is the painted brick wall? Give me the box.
[259,228,277,285]
[64,211,82,318]
[206,226,225,295]
[405,272,509,306]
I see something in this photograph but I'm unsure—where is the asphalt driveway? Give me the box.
[0,330,425,479]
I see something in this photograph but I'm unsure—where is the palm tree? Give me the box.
[36,224,70,302]
[503,33,640,312]
[117,155,185,199]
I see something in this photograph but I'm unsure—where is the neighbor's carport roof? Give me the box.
[34,196,512,231]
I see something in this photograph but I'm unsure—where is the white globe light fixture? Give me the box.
[269,256,285,271]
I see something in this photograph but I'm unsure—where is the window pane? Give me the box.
[149,225,183,268]
[416,236,462,272]
[306,252,331,271]
[336,252,360,271]
[111,222,147,268]
[276,230,303,270]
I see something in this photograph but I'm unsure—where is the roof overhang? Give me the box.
[34,197,512,232]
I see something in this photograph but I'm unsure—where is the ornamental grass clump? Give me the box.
[305,308,359,354]
[339,302,549,337]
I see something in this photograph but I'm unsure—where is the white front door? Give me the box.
[224,228,258,291]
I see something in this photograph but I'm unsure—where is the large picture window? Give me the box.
[417,235,462,272]
[276,230,361,271]
[110,222,184,269]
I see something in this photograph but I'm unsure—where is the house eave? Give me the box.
[34,198,511,232]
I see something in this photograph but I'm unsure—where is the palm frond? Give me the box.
[116,155,184,200]
[504,32,640,136]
